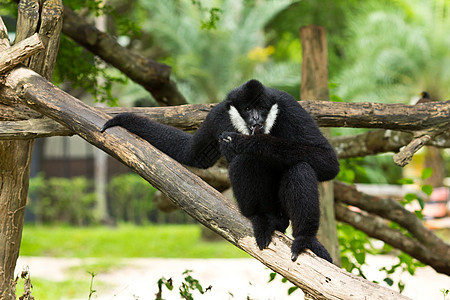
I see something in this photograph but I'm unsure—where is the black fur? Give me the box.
[102,80,339,262]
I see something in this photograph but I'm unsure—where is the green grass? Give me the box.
[15,277,93,300]
[17,224,249,299]
[20,224,249,258]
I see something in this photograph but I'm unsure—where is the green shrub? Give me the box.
[28,174,95,225]
[107,173,157,224]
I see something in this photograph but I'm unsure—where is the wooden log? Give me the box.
[0,33,44,73]
[300,25,340,265]
[1,101,449,139]
[1,65,410,300]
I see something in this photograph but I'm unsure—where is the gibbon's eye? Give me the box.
[245,107,251,111]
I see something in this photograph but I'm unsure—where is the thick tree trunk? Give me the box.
[0,140,33,299]
[300,25,340,265]
[0,1,62,298]
[0,65,410,300]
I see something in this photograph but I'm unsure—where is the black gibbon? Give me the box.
[102,79,340,262]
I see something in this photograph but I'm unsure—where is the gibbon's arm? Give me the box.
[102,113,221,169]
[220,133,339,181]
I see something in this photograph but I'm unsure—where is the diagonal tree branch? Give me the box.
[0,33,43,73]
[61,6,187,106]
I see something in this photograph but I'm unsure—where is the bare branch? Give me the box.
[334,182,449,251]
[0,33,44,73]
[1,101,449,140]
[61,6,187,106]
[332,130,450,159]
[334,203,450,275]
[393,134,432,167]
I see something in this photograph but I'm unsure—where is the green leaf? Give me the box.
[268,272,277,283]
[414,210,424,219]
[384,278,394,286]
[404,193,417,203]
[417,197,425,210]
[330,94,343,102]
[421,185,433,196]
[288,286,299,295]
[355,252,366,265]
[421,168,433,180]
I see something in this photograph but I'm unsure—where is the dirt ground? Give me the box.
[15,255,450,300]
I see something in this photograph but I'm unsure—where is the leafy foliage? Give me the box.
[27,173,192,225]
[155,270,211,300]
[53,36,126,106]
[335,0,450,102]
[137,0,299,103]
[28,174,96,226]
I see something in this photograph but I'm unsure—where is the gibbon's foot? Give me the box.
[249,215,276,250]
[291,236,333,263]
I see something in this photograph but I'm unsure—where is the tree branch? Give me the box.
[61,6,187,106]
[332,129,450,159]
[334,203,450,275]
[1,101,448,138]
[0,65,410,300]
[334,182,450,275]
[0,32,44,73]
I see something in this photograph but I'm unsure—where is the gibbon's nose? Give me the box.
[248,109,264,135]
[249,109,262,123]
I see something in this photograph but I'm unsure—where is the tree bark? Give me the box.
[0,140,34,300]
[0,33,43,73]
[300,25,340,265]
[331,129,450,159]
[0,65,410,300]
[1,101,448,138]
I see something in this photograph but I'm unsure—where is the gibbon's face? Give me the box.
[226,79,279,135]
[228,100,279,135]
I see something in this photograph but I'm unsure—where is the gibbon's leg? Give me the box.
[228,155,285,250]
[279,162,332,262]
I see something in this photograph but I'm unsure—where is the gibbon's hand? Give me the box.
[218,131,246,159]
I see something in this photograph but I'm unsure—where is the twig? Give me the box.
[393,134,431,167]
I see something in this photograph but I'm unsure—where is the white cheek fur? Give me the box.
[264,103,278,134]
[229,105,250,135]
